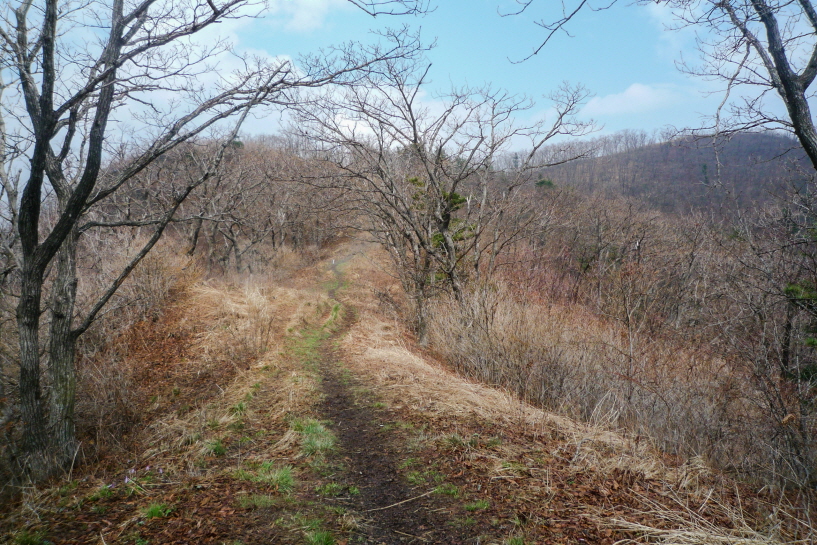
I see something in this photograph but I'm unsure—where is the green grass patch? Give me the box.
[315,482,345,497]
[433,483,461,497]
[261,464,296,492]
[501,460,528,476]
[57,480,78,496]
[206,438,227,456]
[234,468,254,481]
[230,401,247,416]
[87,485,113,501]
[142,503,173,518]
[308,457,341,477]
[237,494,277,509]
[305,531,335,545]
[465,499,490,511]
[444,433,480,450]
[235,463,295,493]
[406,470,427,485]
[13,530,51,545]
[291,418,335,456]
[450,516,476,527]
[406,469,445,486]
[399,457,420,469]
[291,514,323,532]
[329,303,341,322]
[315,482,360,498]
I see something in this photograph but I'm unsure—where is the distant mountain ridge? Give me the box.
[536,131,809,214]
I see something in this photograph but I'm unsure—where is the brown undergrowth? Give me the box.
[1,240,813,544]
[335,242,816,543]
[1,261,336,543]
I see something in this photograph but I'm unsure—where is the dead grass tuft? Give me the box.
[336,251,683,486]
[72,241,202,457]
[425,282,773,488]
[606,494,800,545]
[142,279,327,464]
[332,244,815,541]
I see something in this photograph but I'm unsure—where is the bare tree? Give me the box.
[292,56,594,342]
[175,137,349,271]
[507,0,817,491]
[511,1,817,168]
[0,0,424,479]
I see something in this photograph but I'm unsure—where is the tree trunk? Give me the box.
[752,0,817,171]
[47,228,79,467]
[783,88,817,172]
[16,268,50,476]
[187,217,204,256]
[415,291,429,347]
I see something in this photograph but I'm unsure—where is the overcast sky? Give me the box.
[226,0,754,136]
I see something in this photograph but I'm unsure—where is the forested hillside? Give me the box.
[3,125,817,542]
[536,130,810,214]
[3,0,817,542]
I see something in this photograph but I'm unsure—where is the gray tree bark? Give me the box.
[1,0,424,479]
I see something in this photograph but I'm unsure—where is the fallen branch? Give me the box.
[364,490,434,512]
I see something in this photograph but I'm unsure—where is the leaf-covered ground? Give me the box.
[1,241,808,544]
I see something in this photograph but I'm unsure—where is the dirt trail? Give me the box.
[317,344,460,543]
[2,241,797,544]
[319,256,467,544]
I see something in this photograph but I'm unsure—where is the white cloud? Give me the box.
[582,83,681,117]
[645,2,677,29]
[267,0,352,32]
[644,2,697,58]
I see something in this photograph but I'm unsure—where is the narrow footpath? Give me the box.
[316,259,469,544]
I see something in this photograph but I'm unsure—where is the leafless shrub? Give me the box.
[73,239,200,457]
[428,280,779,488]
[74,353,138,456]
[78,237,200,345]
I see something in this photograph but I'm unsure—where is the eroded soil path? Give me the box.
[317,336,467,543]
[316,259,469,544]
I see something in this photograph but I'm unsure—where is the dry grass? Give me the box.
[186,283,276,368]
[71,241,201,453]
[264,245,322,280]
[142,278,330,461]
[341,311,689,481]
[332,242,815,542]
[1,258,333,537]
[605,493,804,545]
[422,282,773,485]
[336,248,683,482]
[3,239,812,543]
[80,237,202,336]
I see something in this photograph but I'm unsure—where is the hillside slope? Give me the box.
[538,132,808,213]
[1,240,800,544]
